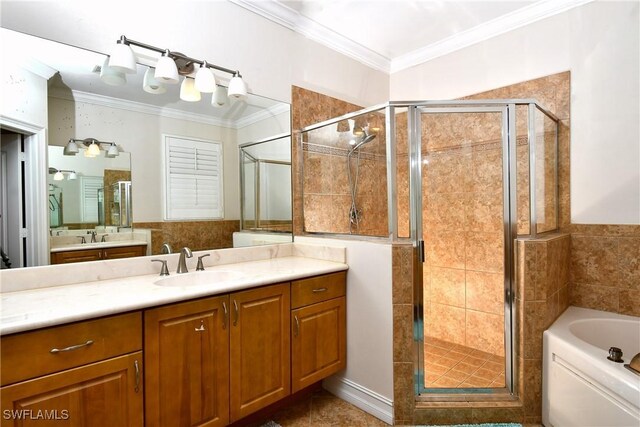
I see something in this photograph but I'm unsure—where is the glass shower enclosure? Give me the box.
[300,100,559,399]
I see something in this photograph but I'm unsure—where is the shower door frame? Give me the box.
[406,102,518,401]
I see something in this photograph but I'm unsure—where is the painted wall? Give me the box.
[48,96,239,222]
[390,1,640,225]
[0,1,389,108]
[295,236,394,424]
[0,62,48,128]
[236,110,291,145]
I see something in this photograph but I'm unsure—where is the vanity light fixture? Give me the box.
[100,57,127,86]
[179,77,201,102]
[143,67,166,94]
[108,36,137,73]
[49,167,77,181]
[211,85,228,108]
[107,35,248,103]
[64,138,120,158]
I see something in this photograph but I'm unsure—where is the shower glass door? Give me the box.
[412,105,515,396]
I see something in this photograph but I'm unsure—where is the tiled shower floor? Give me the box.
[424,336,505,388]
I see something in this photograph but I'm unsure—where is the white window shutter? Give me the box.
[80,176,103,223]
[164,136,224,220]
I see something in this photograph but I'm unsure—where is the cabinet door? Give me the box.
[102,245,146,260]
[50,249,102,264]
[291,297,346,392]
[0,352,143,427]
[144,296,229,427]
[230,283,290,422]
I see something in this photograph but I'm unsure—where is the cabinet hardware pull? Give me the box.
[134,360,140,393]
[233,300,239,326]
[222,301,228,330]
[294,315,299,337]
[312,288,328,293]
[50,340,94,354]
[195,320,206,332]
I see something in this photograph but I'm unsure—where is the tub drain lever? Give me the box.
[607,346,624,363]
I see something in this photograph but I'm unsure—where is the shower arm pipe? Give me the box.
[118,35,241,77]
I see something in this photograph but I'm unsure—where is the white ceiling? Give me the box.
[230,0,592,73]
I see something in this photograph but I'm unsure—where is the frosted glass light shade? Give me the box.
[106,144,119,158]
[53,171,64,181]
[86,142,101,157]
[64,140,79,156]
[195,65,216,93]
[180,78,201,102]
[68,171,77,180]
[154,51,179,84]
[143,67,166,94]
[100,57,126,86]
[211,86,227,108]
[108,42,137,73]
[228,75,247,99]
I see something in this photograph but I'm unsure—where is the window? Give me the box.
[163,135,224,220]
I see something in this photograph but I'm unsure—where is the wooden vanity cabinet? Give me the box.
[0,313,143,427]
[291,272,346,393]
[51,244,147,264]
[230,283,291,422]
[144,295,230,427]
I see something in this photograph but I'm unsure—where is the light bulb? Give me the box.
[86,141,101,157]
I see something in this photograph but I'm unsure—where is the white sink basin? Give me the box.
[154,270,246,287]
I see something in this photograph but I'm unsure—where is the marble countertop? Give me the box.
[50,240,148,253]
[0,256,347,335]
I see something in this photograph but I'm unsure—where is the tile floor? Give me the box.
[257,388,390,427]
[424,336,505,388]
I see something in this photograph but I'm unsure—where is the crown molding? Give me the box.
[228,0,391,73]
[48,88,238,129]
[230,0,593,75]
[235,103,290,129]
[390,0,594,73]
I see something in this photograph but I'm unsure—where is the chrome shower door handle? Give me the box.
[222,301,228,330]
[233,300,239,326]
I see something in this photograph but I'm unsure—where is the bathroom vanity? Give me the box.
[0,243,347,427]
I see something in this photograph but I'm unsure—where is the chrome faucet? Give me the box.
[87,231,97,243]
[101,234,108,243]
[161,243,172,254]
[176,247,193,274]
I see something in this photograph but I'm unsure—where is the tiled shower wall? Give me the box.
[293,86,388,237]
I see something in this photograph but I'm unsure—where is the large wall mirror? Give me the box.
[0,28,292,269]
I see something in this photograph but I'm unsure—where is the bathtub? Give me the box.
[543,306,640,427]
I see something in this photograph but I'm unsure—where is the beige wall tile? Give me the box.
[466,310,505,356]
[427,303,466,345]
[465,231,504,273]
[571,235,620,285]
[427,230,466,269]
[431,267,466,307]
[570,282,619,313]
[618,237,640,291]
[394,304,414,363]
[619,290,640,317]
[466,270,504,314]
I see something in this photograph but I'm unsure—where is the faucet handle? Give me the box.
[151,259,170,276]
[101,234,109,243]
[196,254,210,271]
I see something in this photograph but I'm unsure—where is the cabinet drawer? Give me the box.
[291,271,346,309]
[0,312,142,386]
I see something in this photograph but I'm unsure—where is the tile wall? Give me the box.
[292,87,388,237]
[103,169,131,226]
[133,220,239,255]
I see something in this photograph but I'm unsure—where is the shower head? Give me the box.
[349,128,377,152]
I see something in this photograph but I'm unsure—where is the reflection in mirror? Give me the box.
[47,145,132,230]
[0,29,292,269]
[235,135,292,247]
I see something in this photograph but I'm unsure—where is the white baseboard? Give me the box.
[322,376,394,425]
